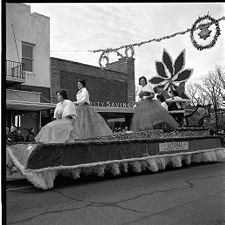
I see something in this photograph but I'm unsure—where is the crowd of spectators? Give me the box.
[6,126,38,143]
[112,126,130,134]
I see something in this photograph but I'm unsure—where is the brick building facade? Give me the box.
[50,57,135,105]
[50,57,135,128]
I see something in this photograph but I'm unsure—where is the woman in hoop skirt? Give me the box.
[73,80,113,139]
[130,76,179,131]
[35,89,78,143]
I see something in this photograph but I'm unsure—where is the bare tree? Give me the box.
[186,82,208,106]
[217,66,225,89]
[216,66,225,108]
[199,66,225,131]
[186,66,225,130]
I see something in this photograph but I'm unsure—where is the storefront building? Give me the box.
[6,3,136,136]
[50,57,136,129]
[6,3,54,137]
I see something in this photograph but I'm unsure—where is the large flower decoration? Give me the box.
[149,49,193,91]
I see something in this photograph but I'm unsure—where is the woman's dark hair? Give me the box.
[157,94,165,102]
[56,89,68,99]
[138,76,147,85]
[78,79,86,87]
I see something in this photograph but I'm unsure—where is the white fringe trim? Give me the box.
[6,147,225,190]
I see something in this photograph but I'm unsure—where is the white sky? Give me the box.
[27,3,225,85]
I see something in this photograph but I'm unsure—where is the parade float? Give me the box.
[6,14,225,190]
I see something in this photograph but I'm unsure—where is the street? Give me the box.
[6,160,225,225]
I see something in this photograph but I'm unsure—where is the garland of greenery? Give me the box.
[125,45,135,58]
[98,46,135,67]
[93,16,225,67]
[190,15,221,51]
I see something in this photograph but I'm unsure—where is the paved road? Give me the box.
[6,160,225,225]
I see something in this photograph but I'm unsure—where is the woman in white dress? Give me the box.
[130,76,179,131]
[73,80,113,139]
[35,89,77,143]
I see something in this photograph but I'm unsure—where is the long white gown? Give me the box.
[35,99,78,143]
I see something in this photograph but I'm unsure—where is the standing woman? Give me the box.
[73,80,112,139]
[35,89,77,143]
[130,76,179,131]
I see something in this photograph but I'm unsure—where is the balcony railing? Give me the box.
[6,60,25,79]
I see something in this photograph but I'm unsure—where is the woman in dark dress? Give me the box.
[73,80,112,139]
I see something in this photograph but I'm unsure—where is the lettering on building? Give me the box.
[90,101,135,108]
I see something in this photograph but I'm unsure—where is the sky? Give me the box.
[27,3,225,85]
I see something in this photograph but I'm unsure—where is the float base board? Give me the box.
[6,135,225,190]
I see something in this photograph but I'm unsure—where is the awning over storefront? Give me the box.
[6,100,56,111]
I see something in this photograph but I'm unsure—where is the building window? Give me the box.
[22,42,34,72]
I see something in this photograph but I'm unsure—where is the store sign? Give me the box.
[159,141,189,152]
[90,101,135,108]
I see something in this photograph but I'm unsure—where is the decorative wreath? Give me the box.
[99,51,109,68]
[99,46,135,67]
[190,15,221,51]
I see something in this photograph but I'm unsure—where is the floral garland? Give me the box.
[190,15,221,51]
[92,16,225,67]
[71,129,212,145]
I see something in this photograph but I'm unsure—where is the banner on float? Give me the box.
[159,141,189,152]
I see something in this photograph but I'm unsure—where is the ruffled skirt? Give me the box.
[75,104,113,139]
[35,118,77,143]
[131,99,179,131]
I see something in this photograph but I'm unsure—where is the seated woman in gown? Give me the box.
[73,80,113,139]
[35,89,77,143]
[130,76,179,131]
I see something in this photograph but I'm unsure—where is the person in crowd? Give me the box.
[73,80,112,139]
[210,129,216,136]
[17,129,25,142]
[124,126,129,132]
[113,127,118,133]
[35,89,77,143]
[7,126,18,142]
[130,76,179,131]
[26,128,36,142]
[156,94,168,111]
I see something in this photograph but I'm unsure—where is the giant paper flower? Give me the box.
[149,49,193,91]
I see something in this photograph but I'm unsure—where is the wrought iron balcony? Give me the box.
[6,60,25,86]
